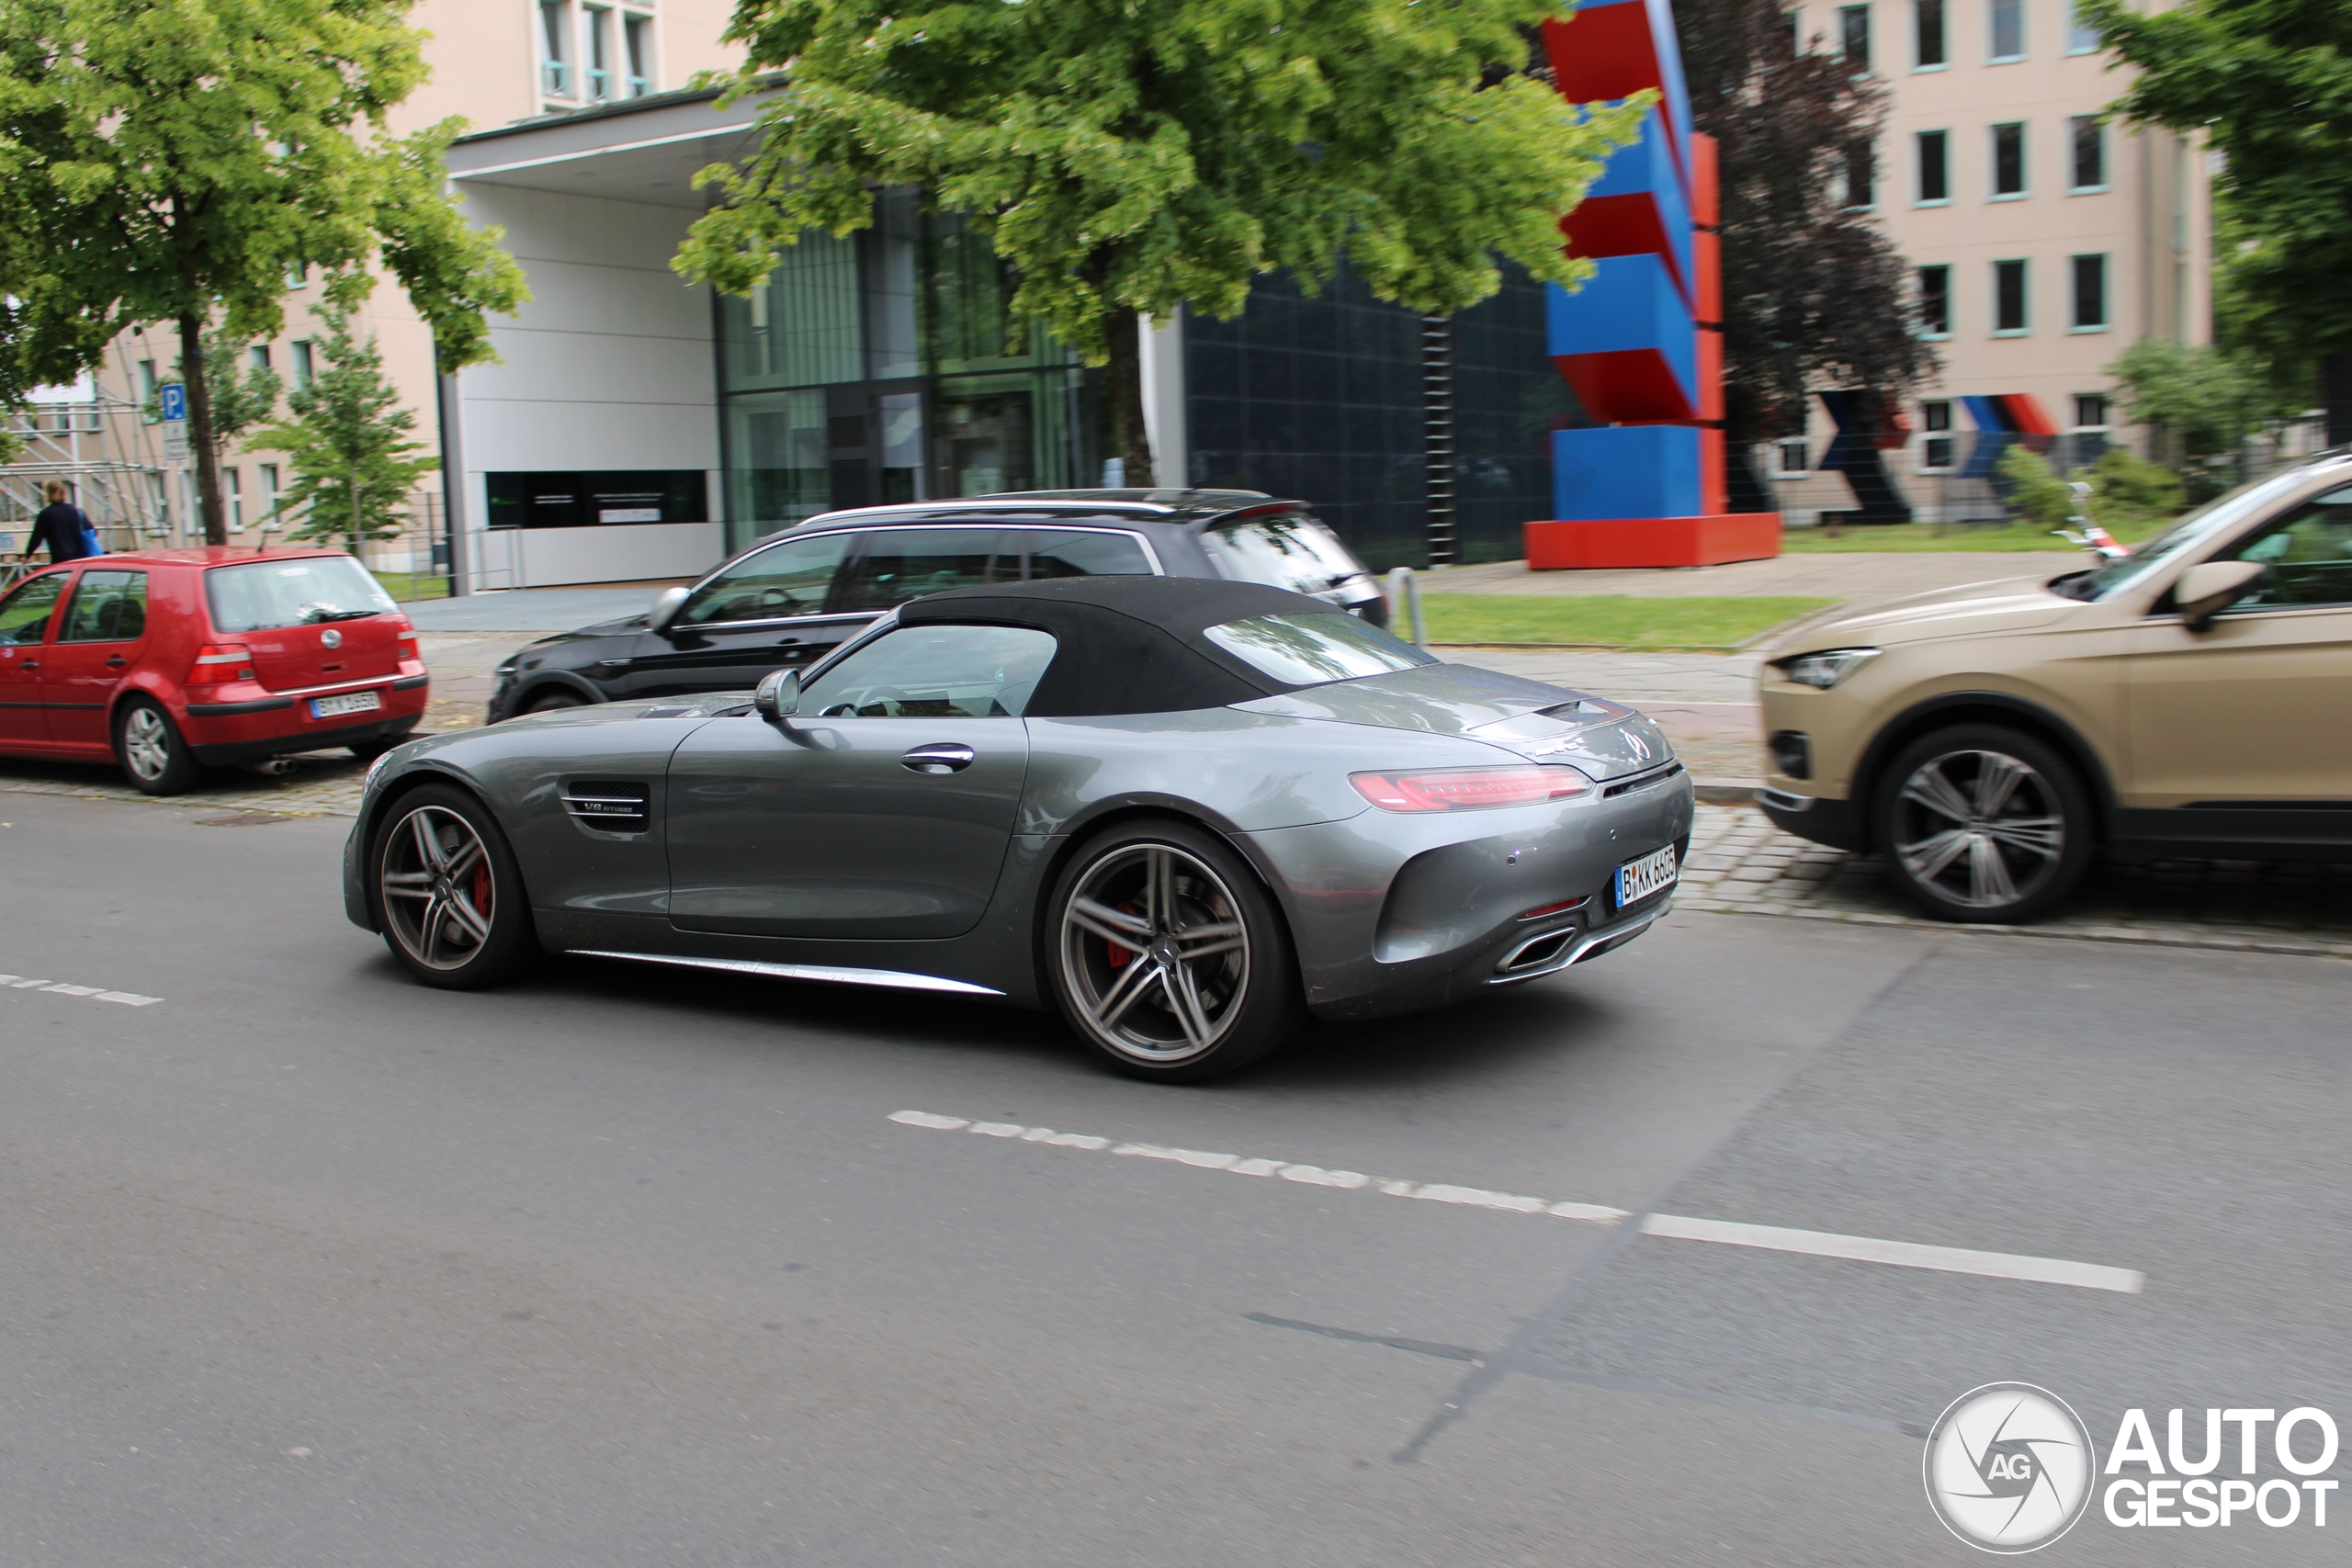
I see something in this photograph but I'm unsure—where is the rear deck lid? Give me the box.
[203,556,404,692]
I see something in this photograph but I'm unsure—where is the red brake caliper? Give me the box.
[1107,902,1137,968]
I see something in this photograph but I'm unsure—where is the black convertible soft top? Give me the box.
[898,576,1363,717]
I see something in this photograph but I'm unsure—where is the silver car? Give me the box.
[346,577,1694,1080]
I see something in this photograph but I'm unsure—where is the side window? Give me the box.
[677,533,848,627]
[0,573,66,646]
[798,624,1057,718]
[58,570,150,643]
[1025,529,1154,580]
[834,529,1011,612]
[2227,487,2352,611]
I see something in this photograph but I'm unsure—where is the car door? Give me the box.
[40,568,150,750]
[0,571,67,746]
[623,531,864,698]
[665,622,1054,940]
[2126,484,2352,817]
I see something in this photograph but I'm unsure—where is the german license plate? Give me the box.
[310,690,382,719]
[1614,845,1678,907]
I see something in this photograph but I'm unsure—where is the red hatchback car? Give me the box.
[0,547,428,794]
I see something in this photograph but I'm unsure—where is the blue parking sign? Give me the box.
[159,382,187,423]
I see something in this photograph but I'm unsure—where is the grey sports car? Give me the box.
[345,577,1694,1080]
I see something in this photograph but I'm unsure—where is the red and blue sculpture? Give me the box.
[1526,0,1781,568]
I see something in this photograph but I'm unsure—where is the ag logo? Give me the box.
[1924,1383,2097,1552]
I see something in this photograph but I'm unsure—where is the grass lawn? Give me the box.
[372,570,452,601]
[1778,515,2172,553]
[1419,594,1835,650]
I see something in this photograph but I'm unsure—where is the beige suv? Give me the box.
[1756,451,2352,921]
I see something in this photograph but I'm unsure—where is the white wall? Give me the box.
[452,184,725,589]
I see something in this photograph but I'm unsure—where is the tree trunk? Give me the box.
[1102,305,1157,488]
[178,312,226,546]
[2324,352,2352,450]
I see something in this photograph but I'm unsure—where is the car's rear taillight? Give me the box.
[190,643,254,682]
[1350,765,1595,812]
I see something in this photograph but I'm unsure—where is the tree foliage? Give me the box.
[2105,338,2272,498]
[2085,0,2352,428]
[248,301,438,551]
[150,326,283,472]
[1675,0,1934,448]
[677,0,1645,483]
[0,0,526,542]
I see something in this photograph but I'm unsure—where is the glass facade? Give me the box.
[715,195,1096,551]
[1185,255,1566,570]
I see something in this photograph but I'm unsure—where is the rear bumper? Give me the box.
[180,679,427,763]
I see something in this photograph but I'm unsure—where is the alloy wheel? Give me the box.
[1890,749,2065,911]
[379,804,499,972]
[121,705,172,782]
[1059,843,1251,1064]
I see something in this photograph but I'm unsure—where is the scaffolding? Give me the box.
[0,382,175,552]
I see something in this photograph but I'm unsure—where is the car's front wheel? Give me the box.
[368,784,537,987]
[1874,724,2093,923]
[1046,820,1302,1082]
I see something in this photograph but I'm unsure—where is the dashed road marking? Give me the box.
[888,1110,2145,1294]
[0,975,164,1007]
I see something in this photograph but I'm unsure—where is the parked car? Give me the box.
[0,547,427,795]
[1757,450,2352,922]
[485,491,1387,723]
[356,576,1692,1081]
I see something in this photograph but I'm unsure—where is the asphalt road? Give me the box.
[4,791,2346,1566]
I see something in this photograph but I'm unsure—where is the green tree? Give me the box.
[1996,444,2075,528]
[0,0,526,545]
[248,302,437,551]
[2105,338,2268,499]
[2083,0,2352,439]
[676,0,1645,484]
[148,326,284,483]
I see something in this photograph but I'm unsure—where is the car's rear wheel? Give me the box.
[1046,820,1301,1082]
[369,784,537,987]
[115,697,202,796]
[1875,724,2093,923]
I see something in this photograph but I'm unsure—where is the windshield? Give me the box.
[1204,514,1367,597]
[1204,612,1434,687]
[205,556,395,632]
[2062,466,2330,602]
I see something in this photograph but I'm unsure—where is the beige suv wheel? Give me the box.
[1873,725,2095,923]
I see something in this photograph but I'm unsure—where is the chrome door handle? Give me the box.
[901,742,976,774]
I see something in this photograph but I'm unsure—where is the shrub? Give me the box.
[1996,444,2075,528]
[2087,446,2182,525]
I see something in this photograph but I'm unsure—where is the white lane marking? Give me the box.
[0,975,163,1006]
[1640,1213,2145,1294]
[886,1110,2146,1293]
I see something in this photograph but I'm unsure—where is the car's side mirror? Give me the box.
[647,585,690,636]
[2176,559,2267,632]
[753,667,801,725]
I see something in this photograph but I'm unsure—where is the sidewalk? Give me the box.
[1430,552,2059,599]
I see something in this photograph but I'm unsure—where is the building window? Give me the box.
[291,341,314,388]
[1782,9,1801,55]
[1777,438,1810,475]
[2070,254,2109,331]
[2070,117,2107,190]
[1991,122,2027,197]
[584,5,613,102]
[285,263,306,290]
[1993,259,2030,333]
[1921,400,1955,470]
[1917,264,1951,336]
[1990,0,2025,61]
[1916,130,1949,203]
[2066,0,2100,53]
[1844,140,1876,209]
[2075,393,2109,428]
[137,358,158,423]
[1839,5,1871,71]
[224,467,243,532]
[1914,0,1946,66]
[259,463,281,527]
[248,344,271,372]
[539,0,571,98]
[624,14,652,96]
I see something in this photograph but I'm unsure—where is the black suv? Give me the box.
[486,491,1387,721]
